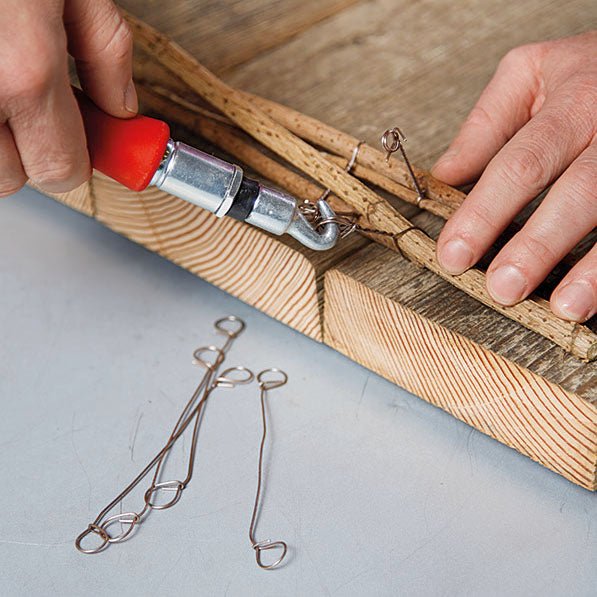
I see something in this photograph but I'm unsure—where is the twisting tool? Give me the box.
[75,90,339,251]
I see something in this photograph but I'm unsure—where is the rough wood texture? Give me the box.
[124,10,596,360]
[43,0,596,487]
[224,0,596,165]
[118,0,361,74]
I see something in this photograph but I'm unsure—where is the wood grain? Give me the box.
[39,0,597,487]
[118,0,361,74]
[324,243,597,490]
[43,171,366,341]
[225,0,597,166]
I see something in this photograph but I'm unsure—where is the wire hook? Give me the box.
[381,126,426,204]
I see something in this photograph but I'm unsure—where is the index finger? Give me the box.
[436,87,595,275]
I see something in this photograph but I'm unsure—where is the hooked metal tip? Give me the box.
[286,199,339,251]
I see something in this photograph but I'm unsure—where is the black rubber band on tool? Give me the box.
[226,177,260,222]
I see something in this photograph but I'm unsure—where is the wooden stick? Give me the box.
[137,82,589,270]
[138,82,422,219]
[238,90,466,211]
[124,10,597,361]
[137,84,338,205]
[141,81,454,219]
[141,82,582,300]
[139,84,421,239]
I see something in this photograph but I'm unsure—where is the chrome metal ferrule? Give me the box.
[150,140,244,217]
[246,186,339,251]
[244,185,297,236]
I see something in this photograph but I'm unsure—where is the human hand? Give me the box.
[0,0,136,196]
[432,31,596,323]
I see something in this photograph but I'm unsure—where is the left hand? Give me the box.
[432,31,596,323]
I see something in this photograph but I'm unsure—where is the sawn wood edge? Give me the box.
[323,245,597,491]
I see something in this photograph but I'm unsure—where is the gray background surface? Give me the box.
[0,187,595,596]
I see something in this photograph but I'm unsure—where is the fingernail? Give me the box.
[124,80,138,113]
[553,280,595,322]
[487,265,527,305]
[438,238,474,274]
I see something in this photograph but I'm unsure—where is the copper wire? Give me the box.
[381,127,426,204]
[248,369,289,570]
[75,316,251,554]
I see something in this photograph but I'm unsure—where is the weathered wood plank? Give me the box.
[119,0,362,74]
[225,0,596,166]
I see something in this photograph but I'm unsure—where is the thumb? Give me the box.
[64,0,137,117]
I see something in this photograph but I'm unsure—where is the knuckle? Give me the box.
[499,45,531,69]
[107,19,133,60]
[567,77,597,131]
[565,170,597,220]
[498,145,550,192]
[6,59,59,101]
[465,104,494,130]
[518,230,559,266]
[1,32,65,102]
[96,16,133,62]
[499,47,523,69]
[465,199,499,235]
[498,42,547,75]
[28,159,81,187]
[0,177,26,198]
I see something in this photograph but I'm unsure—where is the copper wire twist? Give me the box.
[381,127,426,205]
[299,139,424,256]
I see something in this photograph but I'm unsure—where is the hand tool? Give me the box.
[75,91,339,251]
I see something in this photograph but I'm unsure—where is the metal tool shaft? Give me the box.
[150,140,339,250]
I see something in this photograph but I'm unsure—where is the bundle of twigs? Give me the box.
[122,9,596,362]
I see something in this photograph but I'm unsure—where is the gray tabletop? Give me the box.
[0,187,595,597]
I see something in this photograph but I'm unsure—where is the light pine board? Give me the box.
[324,242,596,490]
[43,174,367,341]
[44,0,596,488]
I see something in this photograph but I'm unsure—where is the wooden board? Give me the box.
[118,0,361,75]
[40,173,367,341]
[44,0,596,488]
[224,0,597,166]
[324,241,596,490]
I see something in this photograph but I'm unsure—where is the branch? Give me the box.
[124,10,596,361]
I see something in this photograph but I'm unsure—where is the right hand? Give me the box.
[0,0,137,196]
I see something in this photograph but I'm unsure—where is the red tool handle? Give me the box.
[75,89,170,192]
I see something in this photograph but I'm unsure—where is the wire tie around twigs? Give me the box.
[357,225,423,260]
[314,140,365,204]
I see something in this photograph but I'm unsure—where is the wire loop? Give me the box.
[144,480,185,510]
[215,366,255,388]
[214,315,246,339]
[252,539,289,570]
[257,368,288,390]
[193,345,224,370]
[75,524,110,555]
[101,512,140,543]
